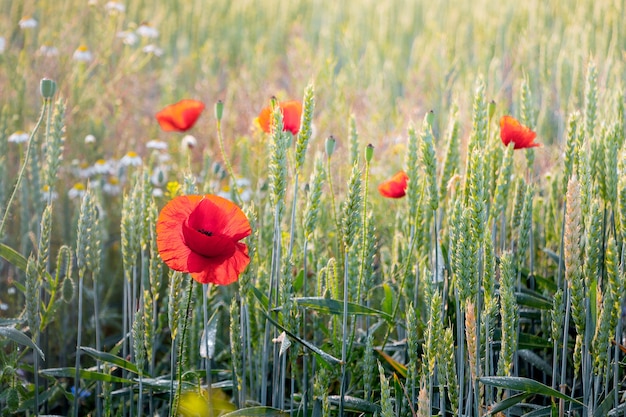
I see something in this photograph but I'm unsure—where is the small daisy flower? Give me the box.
[181,135,197,150]
[19,16,38,29]
[0,37,6,54]
[103,177,121,195]
[117,31,138,46]
[68,183,86,199]
[146,139,167,150]
[84,134,96,144]
[75,161,93,178]
[73,45,93,62]
[41,185,59,202]
[119,151,142,167]
[142,44,163,56]
[157,153,171,163]
[92,159,112,175]
[152,188,164,197]
[0,302,8,311]
[39,44,59,57]
[136,22,159,38]
[7,287,16,295]
[8,131,29,143]
[105,1,126,13]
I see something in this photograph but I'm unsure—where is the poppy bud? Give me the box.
[365,144,374,163]
[325,136,336,158]
[426,110,435,126]
[489,100,496,121]
[215,100,224,121]
[40,78,57,100]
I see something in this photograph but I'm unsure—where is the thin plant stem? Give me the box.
[74,271,85,417]
[216,111,242,205]
[339,250,349,417]
[0,100,48,238]
[173,275,194,416]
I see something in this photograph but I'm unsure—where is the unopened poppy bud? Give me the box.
[365,143,374,163]
[325,136,336,157]
[215,100,224,121]
[62,277,75,303]
[40,78,57,100]
[489,100,496,121]
[426,110,435,126]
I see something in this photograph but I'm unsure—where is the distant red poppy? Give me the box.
[257,100,302,135]
[378,171,409,198]
[500,115,540,149]
[156,194,251,285]
[156,99,205,132]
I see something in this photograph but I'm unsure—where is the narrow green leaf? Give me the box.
[251,286,269,310]
[594,388,614,417]
[479,377,584,407]
[485,392,532,416]
[0,243,28,272]
[521,405,555,417]
[328,395,381,414]
[260,309,340,366]
[0,326,45,360]
[375,349,407,378]
[221,406,288,416]
[41,367,134,384]
[516,291,552,310]
[381,283,393,316]
[294,297,393,322]
[80,346,141,375]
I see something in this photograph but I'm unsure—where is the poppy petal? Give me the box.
[156,194,251,286]
[187,196,252,241]
[257,100,303,135]
[156,195,203,271]
[191,243,250,285]
[378,171,409,198]
[500,115,540,149]
[156,99,205,132]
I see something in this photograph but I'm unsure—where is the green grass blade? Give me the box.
[260,308,340,366]
[485,392,532,416]
[221,406,288,416]
[40,367,134,384]
[294,297,393,322]
[80,346,141,375]
[0,326,45,360]
[479,376,584,406]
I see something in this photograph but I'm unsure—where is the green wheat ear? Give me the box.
[296,82,315,173]
[378,362,395,417]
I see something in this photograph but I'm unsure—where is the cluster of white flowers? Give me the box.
[8,6,164,62]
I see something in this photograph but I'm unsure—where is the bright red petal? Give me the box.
[156,195,203,272]
[257,100,303,135]
[156,99,205,132]
[281,101,303,135]
[191,243,250,285]
[500,115,540,149]
[187,196,252,241]
[378,171,409,198]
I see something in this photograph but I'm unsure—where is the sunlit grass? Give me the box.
[1,0,625,416]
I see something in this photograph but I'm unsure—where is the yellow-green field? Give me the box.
[1,0,625,416]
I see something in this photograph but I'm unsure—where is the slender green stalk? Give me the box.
[0,99,48,238]
[173,275,194,416]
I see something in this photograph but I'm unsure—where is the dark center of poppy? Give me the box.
[197,228,213,236]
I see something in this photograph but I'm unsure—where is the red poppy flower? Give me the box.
[156,99,205,132]
[257,100,302,135]
[500,115,540,149]
[378,170,409,198]
[156,194,251,285]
